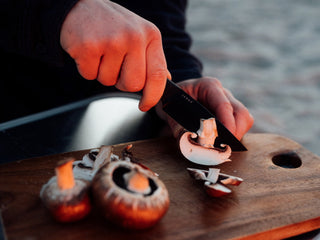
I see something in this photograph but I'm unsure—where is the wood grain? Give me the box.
[0,133,320,240]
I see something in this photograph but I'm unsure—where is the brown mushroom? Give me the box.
[179,118,232,166]
[92,147,169,229]
[40,158,91,222]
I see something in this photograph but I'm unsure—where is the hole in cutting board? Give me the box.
[272,151,302,169]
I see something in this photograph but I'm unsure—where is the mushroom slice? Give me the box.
[187,168,207,181]
[219,173,243,186]
[188,168,243,186]
[187,167,220,184]
[204,181,232,197]
[73,146,112,181]
[206,168,220,184]
[187,167,243,197]
[40,158,91,222]
[179,118,232,166]
[92,160,169,229]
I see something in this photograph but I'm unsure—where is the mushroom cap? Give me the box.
[92,161,169,229]
[40,178,91,222]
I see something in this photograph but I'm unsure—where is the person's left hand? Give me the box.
[157,77,254,140]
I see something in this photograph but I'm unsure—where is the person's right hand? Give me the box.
[60,0,169,111]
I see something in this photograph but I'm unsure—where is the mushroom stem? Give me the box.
[55,158,75,190]
[93,145,113,170]
[196,118,218,148]
[179,118,232,166]
[124,170,151,194]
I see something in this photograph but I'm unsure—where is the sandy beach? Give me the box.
[186,0,320,156]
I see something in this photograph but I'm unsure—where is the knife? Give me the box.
[161,79,247,151]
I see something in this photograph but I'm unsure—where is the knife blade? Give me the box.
[161,79,247,151]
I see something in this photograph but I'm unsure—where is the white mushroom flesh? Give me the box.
[73,146,113,181]
[196,118,218,148]
[179,118,232,166]
[204,182,232,196]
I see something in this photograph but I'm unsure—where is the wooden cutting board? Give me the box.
[0,133,319,240]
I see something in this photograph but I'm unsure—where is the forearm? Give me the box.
[0,0,79,66]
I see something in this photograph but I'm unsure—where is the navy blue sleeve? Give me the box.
[0,0,79,66]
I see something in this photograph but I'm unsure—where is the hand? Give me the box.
[60,0,169,111]
[158,77,254,140]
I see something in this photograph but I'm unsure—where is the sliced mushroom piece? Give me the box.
[187,167,243,197]
[204,181,232,197]
[188,168,243,186]
[219,173,243,186]
[206,168,220,183]
[92,160,169,229]
[179,118,232,166]
[40,158,91,222]
[73,146,113,181]
[187,168,207,181]
[187,167,220,184]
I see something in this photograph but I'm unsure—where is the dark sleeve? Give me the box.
[0,0,79,66]
[115,0,203,82]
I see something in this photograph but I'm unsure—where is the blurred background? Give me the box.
[186,0,320,155]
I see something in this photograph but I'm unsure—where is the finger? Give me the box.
[204,86,237,135]
[139,38,167,111]
[224,89,254,139]
[74,50,101,80]
[97,49,124,86]
[115,47,146,92]
[167,70,172,80]
[234,109,254,140]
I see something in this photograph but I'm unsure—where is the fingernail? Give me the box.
[138,103,148,112]
[167,70,172,80]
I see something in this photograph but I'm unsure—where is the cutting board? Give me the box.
[0,133,320,240]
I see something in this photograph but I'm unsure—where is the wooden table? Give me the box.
[1,133,320,239]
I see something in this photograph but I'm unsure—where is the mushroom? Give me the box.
[187,167,243,197]
[92,146,169,229]
[40,158,91,222]
[72,145,113,181]
[204,182,232,197]
[179,118,232,166]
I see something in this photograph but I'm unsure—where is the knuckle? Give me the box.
[199,76,222,86]
[145,23,161,40]
[127,31,145,46]
[74,39,101,58]
[218,101,234,113]
[115,76,144,92]
[126,81,144,92]
[97,75,117,86]
[148,68,167,81]
[205,77,222,87]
